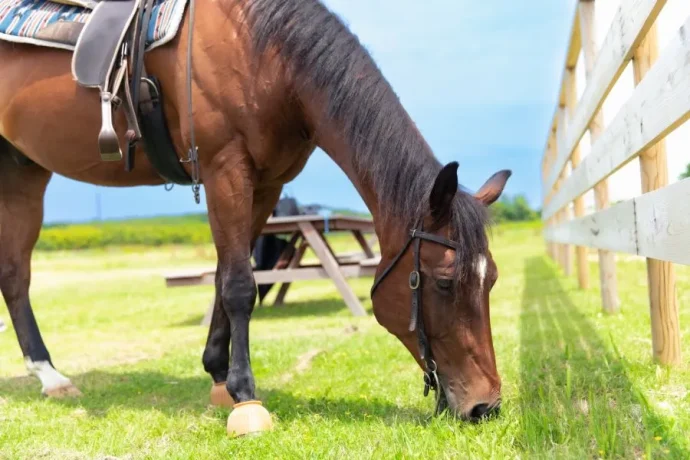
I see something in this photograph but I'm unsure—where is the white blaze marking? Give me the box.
[475,255,488,290]
[25,359,73,393]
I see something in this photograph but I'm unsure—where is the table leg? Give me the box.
[274,241,308,306]
[257,233,300,307]
[320,231,340,259]
[353,230,375,258]
[201,297,215,327]
[274,233,300,269]
[298,221,367,316]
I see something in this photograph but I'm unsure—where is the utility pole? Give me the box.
[95,191,102,222]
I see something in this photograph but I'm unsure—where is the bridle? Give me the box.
[370,219,461,415]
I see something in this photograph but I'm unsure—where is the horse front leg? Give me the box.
[202,149,277,435]
[203,184,283,409]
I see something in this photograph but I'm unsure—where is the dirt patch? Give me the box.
[343,324,359,334]
[575,399,589,416]
[295,349,323,373]
[270,324,360,383]
[280,348,324,384]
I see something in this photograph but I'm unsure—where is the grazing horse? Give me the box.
[0,0,510,421]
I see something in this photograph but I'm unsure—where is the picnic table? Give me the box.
[164,214,380,325]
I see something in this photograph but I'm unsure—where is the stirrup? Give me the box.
[98,92,122,161]
[113,50,142,143]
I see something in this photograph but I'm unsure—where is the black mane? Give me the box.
[245,0,490,280]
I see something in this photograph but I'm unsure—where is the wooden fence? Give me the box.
[541,0,689,366]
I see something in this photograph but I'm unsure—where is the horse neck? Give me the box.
[307,107,434,251]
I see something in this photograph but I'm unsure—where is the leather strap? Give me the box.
[125,0,155,170]
[370,227,459,298]
[410,229,461,250]
[410,226,432,371]
[370,221,460,404]
[136,75,194,185]
[370,233,414,297]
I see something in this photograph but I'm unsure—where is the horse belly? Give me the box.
[0,44,166,186]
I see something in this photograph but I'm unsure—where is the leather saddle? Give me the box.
[71,0,157,165]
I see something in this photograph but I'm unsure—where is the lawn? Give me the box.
[1,222,689,459]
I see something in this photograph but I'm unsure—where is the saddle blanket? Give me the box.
[0,0,187,51]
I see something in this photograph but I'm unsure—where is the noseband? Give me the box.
[370,220,461,414]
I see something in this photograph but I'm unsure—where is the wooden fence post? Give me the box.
[556,107,572,276]
[544,132,557,260]
[632,23,681,365]
[565,68,588,289]
[579,0,619,313]
[549,126,559,262]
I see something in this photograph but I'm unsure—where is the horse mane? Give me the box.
[245,0,489,280]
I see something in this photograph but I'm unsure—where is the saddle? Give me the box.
[67,0,195,187]
[71,0,153,165]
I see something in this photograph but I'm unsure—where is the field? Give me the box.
[1,222,689,459]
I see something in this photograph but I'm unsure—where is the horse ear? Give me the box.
[429,162,459,221]
[475,170,511,206]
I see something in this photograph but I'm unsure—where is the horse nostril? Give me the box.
[469,401,500,421]
[470,403,489,420]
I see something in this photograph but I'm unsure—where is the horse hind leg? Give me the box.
[0,142,81,397]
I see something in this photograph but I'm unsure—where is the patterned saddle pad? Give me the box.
[0,0,187,51]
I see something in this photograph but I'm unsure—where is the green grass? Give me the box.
[1,221,689,458]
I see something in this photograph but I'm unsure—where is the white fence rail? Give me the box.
[542,0,687,366]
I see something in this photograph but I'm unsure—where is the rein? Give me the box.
[370,220,460,415]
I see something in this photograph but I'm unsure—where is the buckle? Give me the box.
[422,359,438,397]
[423,369,438,397]
[426,359,437,373]
[409,271,420,290]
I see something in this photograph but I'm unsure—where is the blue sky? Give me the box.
[44,0,577,223]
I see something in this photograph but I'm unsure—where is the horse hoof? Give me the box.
[210,382,235,408]
[43,383,82,398]
[226,401,273,437]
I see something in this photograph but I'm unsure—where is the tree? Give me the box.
[680,163,690,180]
[489,194,538,223]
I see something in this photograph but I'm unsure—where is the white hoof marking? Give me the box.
[24,359,75,395]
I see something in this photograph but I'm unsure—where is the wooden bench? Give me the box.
[164,215,380,325]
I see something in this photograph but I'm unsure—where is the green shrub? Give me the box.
[37,214,213,251]
[490,194,540,223]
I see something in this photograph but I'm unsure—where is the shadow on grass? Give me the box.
[0,369,422,426]
[517,257,688,458]
[170,297,373,327]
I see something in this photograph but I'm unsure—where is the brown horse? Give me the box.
[0,0,510,422]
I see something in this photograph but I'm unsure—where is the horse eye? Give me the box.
[436,278,453,290]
